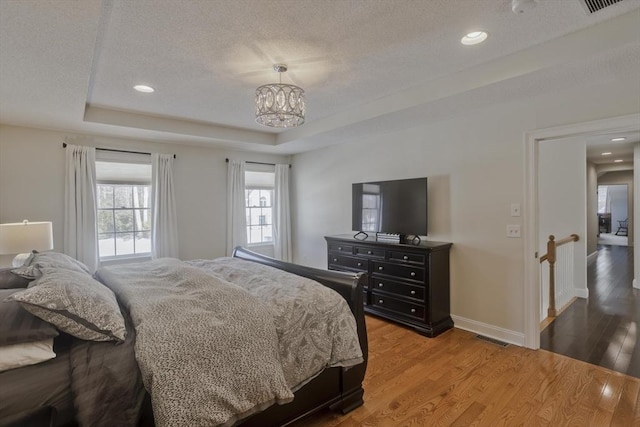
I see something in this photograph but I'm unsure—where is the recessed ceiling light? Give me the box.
[601,152,612,156]
[461,31,488,46]
[614,159,624,163]
[134,85,154,93]
[611,137,626,142]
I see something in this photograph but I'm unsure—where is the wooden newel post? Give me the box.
[547,235,557,317]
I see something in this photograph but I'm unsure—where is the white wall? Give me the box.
[0,125,288,265]
[291,74,640,340]
[538,137,587,310]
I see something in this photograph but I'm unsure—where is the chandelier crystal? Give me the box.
[255,64,305,128]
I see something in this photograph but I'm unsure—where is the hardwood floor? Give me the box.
[293,316,640,427]
[540,244,639,378]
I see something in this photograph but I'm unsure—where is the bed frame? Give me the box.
[0,249,368,427]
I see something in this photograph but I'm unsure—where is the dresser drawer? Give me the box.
[372,261,424,281]
[388,250,425,264]
[354,246,385,258]
[329,254,367,271]
[328,242,353,254]
[371,277,424,301]
[370,293,424,319]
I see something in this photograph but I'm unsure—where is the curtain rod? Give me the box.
[225,158,290,168]
[62,143,176,159]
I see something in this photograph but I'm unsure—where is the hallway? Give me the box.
[540,244,639,378]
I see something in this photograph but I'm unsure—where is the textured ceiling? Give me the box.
[0,0,639,154]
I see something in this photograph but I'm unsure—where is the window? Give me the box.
[597,185,608,214]
[97,184,151,258]
[245,170,275,245]
[95,155,152,260]
[246,188,273,244]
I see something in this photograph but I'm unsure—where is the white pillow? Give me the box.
[0,338,55,372]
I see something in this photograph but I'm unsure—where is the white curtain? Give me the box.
[226,160,247,256]
[152,154,179,258]
[64,144,98,272]
[274,164,292,262]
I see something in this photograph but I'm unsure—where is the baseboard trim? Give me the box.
[574,288,589,299]
[452,315,524,347]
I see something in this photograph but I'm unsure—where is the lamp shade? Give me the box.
[0,221,54,255]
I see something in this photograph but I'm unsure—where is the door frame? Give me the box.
[523,113,640,349]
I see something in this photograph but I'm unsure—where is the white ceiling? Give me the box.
[1,0,639,154]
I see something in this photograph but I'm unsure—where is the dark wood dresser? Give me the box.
[325,235,453,337]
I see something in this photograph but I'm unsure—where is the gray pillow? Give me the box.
[0,289,59,346]
[0,268,33,289]
[11,252,92,280]
[8,269,126,342]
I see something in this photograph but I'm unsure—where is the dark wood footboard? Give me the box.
[232,247,368,425]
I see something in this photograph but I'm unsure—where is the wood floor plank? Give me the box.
[612,377,640,427]
[569,365,612,426]
[468,349,540,426]
[546,361,594,426]
[588,373,626,426]
[294,316,640,427]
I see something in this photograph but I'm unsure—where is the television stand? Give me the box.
[325,234,453,337]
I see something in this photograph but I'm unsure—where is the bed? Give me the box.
[0,247,368,427]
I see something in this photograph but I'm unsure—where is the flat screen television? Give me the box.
[352,177,427,238]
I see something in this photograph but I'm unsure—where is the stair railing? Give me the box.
[539,234,579,317]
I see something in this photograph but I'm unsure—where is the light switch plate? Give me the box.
[510,203,521,217]
[507,225,521,238]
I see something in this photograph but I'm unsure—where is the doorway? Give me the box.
[523,113,640,350]
[598,184,629,247]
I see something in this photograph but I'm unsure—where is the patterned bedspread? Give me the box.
[187,257,363,390]
[97,257,362,427]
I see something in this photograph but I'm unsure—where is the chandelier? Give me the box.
[255,64,305,128]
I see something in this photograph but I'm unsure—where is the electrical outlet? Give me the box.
[510,203,521,217]
[507,225,521,238]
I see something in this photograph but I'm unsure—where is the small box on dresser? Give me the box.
[326,234,453,337]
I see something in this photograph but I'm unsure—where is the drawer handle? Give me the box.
[333,258,338,262]
[378,266,384,271]
[411,308,416,313]
[378,283,384,288]
[403,255,409,260]
[367,250,373,255]
[338,246,343,250]
[357,262,362,267]
[410,272,416,277]
[378,299,384,304]
[410,290,416,295]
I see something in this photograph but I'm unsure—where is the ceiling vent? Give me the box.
[578,0,625,14]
